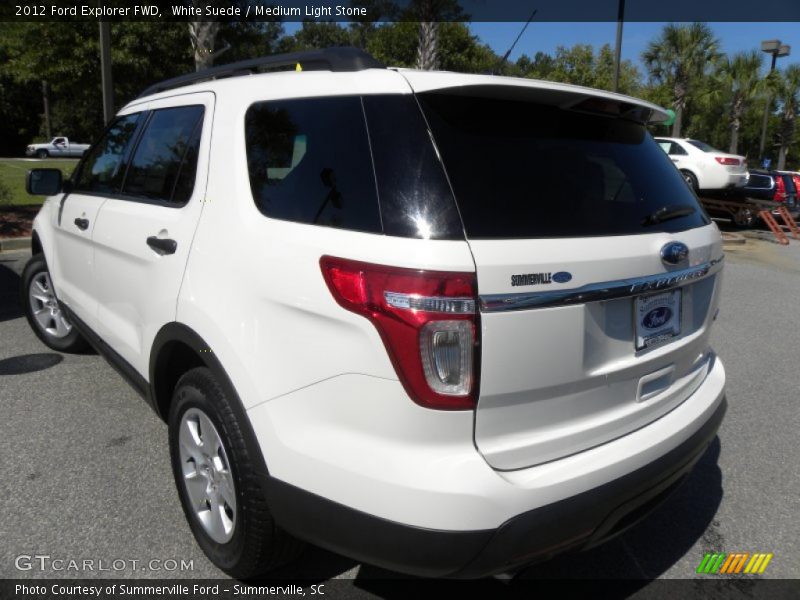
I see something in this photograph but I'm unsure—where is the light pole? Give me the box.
[612,0,625,93]
[758,39,790,164]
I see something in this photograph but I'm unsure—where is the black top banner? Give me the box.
[3,0,800,22]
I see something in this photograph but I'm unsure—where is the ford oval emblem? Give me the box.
[642,307,672,330]
[660,242,689,266]
[552,271,573,284]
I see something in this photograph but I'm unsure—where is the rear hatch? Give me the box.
[409,78,724,470]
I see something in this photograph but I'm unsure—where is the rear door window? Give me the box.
[245,96,381,233]
[121,105,205,205]
[418,93,709,238]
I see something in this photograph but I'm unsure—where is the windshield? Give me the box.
[686,139,721,153]
[417,92,709,239]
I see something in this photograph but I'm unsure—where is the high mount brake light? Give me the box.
[320,256,479,410]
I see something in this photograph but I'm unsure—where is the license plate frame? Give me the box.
[635,289,682,350]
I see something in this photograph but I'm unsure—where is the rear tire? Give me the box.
[168,367,304,578]
[36,149,48,159]
[20,254,88,353]
[732,207,754,229]
[681,170,699,192]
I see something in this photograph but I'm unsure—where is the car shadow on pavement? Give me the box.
[0,352,63,375]
[0,262,23,321]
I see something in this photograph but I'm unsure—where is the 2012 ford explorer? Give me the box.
[20,48,726,579]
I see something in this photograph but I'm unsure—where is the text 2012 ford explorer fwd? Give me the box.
[21,48,726,579]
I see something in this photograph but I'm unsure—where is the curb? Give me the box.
[741,230,786,245]
[0,236,31,252]
[721,232,746,246]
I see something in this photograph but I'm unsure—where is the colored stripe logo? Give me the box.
[696,552,773,574]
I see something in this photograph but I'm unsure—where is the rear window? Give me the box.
[418,93,710,239]
[686,139,719,153]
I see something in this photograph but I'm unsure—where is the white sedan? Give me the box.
[655,137,748,191]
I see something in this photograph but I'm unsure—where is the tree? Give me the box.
[367,22,496,73]
[516,44,640,95]
[402,0,465,70]
[769,64,800,170]
[1,22,193,144]
[713,50,765,154]
[642,23,721,137]
[277,21,353,53]
[347,0,400,49]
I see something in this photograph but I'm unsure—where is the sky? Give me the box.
[469,22,800,74]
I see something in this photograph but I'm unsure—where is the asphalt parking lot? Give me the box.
[1,236,799,589]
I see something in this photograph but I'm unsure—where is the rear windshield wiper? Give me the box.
[642,204,696,226]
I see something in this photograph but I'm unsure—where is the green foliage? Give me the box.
[516,44,640,95]
[367,22,495,72]
[1,20,800,167]
[642,23,722,136]
[277,21,354,53]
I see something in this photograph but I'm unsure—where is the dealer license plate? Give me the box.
[635,290,682,350]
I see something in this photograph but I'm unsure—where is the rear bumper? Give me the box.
[703,170,747,189]
[263,396,726,578]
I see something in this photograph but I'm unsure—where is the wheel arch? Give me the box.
[31,230,43,256]
[149,322,272,477]
[680,168,700,189]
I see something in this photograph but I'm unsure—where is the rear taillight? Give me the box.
[320,256,479,410]
[775,177,786,201]
[715,157,740,166]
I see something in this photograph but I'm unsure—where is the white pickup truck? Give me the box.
[26,137,90,158]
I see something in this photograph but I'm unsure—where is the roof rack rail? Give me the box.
[138,47,385,98]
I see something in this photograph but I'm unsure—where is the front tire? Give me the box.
[36,149,49,159]
[168,367,303,578]
[20,254,88,352]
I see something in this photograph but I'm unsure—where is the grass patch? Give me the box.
[0,158,78,206]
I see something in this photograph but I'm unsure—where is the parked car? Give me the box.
[25,137,89,159]
[20,48,726,579]
[743,169,799,219]
[655,137,748,191]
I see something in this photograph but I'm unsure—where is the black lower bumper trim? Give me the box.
[264,397,726,579]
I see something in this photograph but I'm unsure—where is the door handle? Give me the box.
[74,217,89,230]
[146,236,177,255]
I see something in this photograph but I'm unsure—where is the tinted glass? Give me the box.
[245,97,381,233]
[362,95,463,240]
[669,142,688,156]
[74,113,142,194]
[418,93,709,239]
[687,140,719,153]
[746,173,773,189]
[122,105,204,204]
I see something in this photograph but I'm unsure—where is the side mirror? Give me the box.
[26,168,64,195]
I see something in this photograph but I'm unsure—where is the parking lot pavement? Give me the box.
[1,239,799,585]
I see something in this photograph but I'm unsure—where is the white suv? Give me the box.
[21,48,726,579]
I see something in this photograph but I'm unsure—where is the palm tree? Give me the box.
[642,23,722,137]
[416,21,439,70]
[410,0,464,70]
[769,64,800,170]
[715,51,765,155]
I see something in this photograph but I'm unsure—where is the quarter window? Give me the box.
[121,105,204,205]
[244,97,381,233]
[73,113,142,194]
